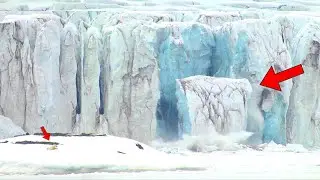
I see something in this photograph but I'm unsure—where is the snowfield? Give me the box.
[0,135,320,179]
[0,135,207,175]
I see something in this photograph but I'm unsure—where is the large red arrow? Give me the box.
[260,64,304,91]
[40,126,51,141]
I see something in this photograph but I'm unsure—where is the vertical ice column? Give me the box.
[21,26,37,133]
[33,20,62,132]
[80,27,101,133]
[214,20,292,144]
[127,24,159,143]
[97,27,112,135]
[286,23,320,147]
[0,16,67,134]
[0,21,28,130]
[311,98,320,147]
[59,22,78,133]
[101,23,159,144]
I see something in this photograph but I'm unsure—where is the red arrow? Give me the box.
[260,64,304,91]
[40,126,51,141]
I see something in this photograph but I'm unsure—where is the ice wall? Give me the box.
[59,22,78,133]
[1,7,320,147]
[214,19,292,144]
[100,22,160,143]
[78,27,101,133]
[197,11,261,27]
[154,23,215,139]
[274,15,313,52]
[0,14,163,144]
[176,75,252,136]
[95,13,174,143]
[286,23,320,147]
[0,14,66,133]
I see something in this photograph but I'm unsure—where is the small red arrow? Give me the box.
[40,126,51,141]
[260,64,304,91]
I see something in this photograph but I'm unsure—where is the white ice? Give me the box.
[176,75,252,136]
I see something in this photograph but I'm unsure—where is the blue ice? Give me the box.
[214,29,288,144]
[154,23,215,140]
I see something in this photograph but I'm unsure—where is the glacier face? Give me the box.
[0,14,65,133]
[176,75,252,136]
[286,23,320,147]
[0,0,320,147]
[155,23,215,139]
[214,19,292,144]
[100,22,160,143]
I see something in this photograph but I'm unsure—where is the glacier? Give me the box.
[286,23,320,147]
[155,23,215,139]
[0,0,319,148]
[213,19,293,144]
[176,75,252,136]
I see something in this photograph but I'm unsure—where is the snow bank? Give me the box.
[0,135,208,175]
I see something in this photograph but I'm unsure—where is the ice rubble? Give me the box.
[0,115,26,139]
[176,75,252,136]
[0,0,320,147]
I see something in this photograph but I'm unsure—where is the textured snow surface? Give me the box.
[0,115,25,139]
[176,76,252,136]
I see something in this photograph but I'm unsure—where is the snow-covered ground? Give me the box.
[0,135,206,175]
[0,135,320,179]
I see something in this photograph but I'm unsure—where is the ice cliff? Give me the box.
[0,0,320,147]
[286,23,320,147]
[214,19,293,144]
[155,22,215,139]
